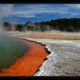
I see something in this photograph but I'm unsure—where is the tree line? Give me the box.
[3,18,80,32]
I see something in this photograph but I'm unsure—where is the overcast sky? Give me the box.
[0,4,80,24]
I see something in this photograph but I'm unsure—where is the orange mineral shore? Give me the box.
[0,39,48,76]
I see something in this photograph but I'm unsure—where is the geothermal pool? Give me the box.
[0,30,48,76]
[0,30,28,69]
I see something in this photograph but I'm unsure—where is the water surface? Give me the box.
[0,30,29,69]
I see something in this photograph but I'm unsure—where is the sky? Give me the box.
[1,4,80,24]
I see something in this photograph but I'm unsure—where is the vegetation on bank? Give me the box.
[3,18,80,32]
[41,18,80,32]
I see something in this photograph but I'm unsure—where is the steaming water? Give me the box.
[0,29,28,69]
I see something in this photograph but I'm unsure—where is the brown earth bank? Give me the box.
[7,31,80,40]
[0,39,48,76]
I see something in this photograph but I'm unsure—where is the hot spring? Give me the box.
[0,29,29,70]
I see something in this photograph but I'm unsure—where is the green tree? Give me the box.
[16,24,24,32]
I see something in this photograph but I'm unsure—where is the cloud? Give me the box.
[12,4,80,18]
[13,14,36,18]
[12,4,69,16]
[1,4,80,23]
[63,4,80,16]
[0,4,14,23]
[65,4,80,9]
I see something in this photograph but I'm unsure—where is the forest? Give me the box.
[3,18,80,32]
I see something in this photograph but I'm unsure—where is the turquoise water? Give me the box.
[0,30,28,69]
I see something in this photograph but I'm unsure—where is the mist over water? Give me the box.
[0,28,28,69]
[0,29,16,41]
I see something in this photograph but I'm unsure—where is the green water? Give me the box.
[0,31,28,69]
